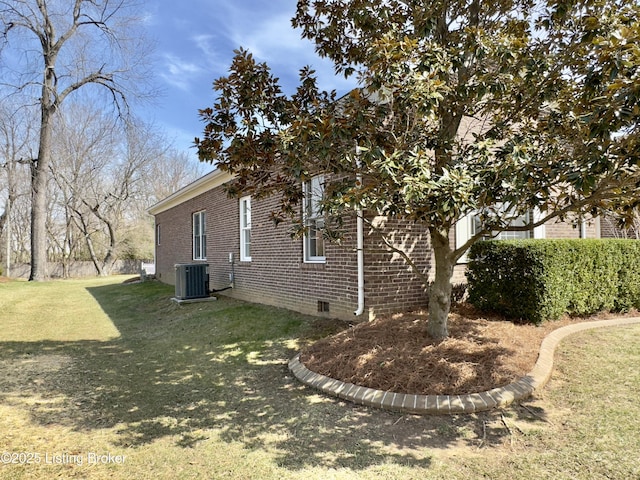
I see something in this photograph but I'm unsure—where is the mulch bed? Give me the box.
[300,304,630,396]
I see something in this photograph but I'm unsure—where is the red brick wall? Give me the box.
[155,181,603,318]
[543,216,600,239]
[155,184,432,320]
[600,216,622,238]
[600,215,640,238]
[364,217,431,316]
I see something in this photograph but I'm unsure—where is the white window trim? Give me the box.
[193,210,207,261]
[532,207,546,239]
[303,175,326,264]
[455,213,474,263]
[456,207,545,263]
[239,196,252,262]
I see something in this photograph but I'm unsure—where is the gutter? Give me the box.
[354,145,365,316]
[147,168,234,216]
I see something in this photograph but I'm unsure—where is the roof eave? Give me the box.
[147,168,235,216]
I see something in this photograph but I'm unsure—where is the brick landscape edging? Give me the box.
[288,317,640,414]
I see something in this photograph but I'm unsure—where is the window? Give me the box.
[193,211,207,260]
[239,196,252,261]
[156,224,161,246]
[303,175,326,263]
[456,207,544,262]
[492,217,531,240]
[483,210,532,241]
[317,300,330,313]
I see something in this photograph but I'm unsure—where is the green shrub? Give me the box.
[466,239,640,323]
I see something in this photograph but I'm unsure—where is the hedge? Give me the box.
[466,239,640,323]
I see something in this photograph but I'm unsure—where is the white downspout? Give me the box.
[579,218,587,238]
[354,145,365,316]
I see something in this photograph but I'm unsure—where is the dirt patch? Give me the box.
[300,304,638,396]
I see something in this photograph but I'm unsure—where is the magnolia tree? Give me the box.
[196,0,640,339]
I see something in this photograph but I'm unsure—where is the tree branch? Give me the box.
[363,216,430,287]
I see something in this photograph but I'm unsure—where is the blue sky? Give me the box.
[142,0,357,163]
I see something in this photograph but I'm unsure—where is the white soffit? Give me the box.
[148,169,235,215]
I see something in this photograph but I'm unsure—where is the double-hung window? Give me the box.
[239,196,252,261]
[491,211,532,240]
[193,211,207,260]
[456,205,542,262]
[303,175,326,263]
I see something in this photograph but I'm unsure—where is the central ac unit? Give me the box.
[175,264,209,300]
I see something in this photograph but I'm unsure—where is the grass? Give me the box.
[0,277,121,341]
[0,276,639,479]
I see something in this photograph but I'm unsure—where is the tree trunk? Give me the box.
[85,234,104,276]
[427,228,455,340]
[61,205,74,279]
[77,214,104,276]
[93,209,117,276]
[101,222,117,276]
[29,107,53,281]
[2,190,11,277]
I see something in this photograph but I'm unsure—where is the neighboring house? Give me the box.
[148,168,601,321]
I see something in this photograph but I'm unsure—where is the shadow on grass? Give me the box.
[0,280,551,472]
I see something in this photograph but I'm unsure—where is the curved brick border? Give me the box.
[288,317,640,414]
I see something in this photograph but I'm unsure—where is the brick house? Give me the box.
[148,168,601,321]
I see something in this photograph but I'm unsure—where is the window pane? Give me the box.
[309,236,317,258]
[193,212,206,259]
[303,176,326,261]
[241,199,250,228]
[315,229,324,256]
[240,197,251,260]
[307,222,325,257]
[305,185,314,218]
[243,230,251,258]
[496,229,530,240]
[472,216,482,236]
[202,233,207,258]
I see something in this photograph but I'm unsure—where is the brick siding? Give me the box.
[154,183,432,320]
[154,175,604,319]
[543,216,600,239]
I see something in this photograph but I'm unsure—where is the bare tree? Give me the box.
[0,0,154,280]
[122,136,206,262]
[147,150,208,206]
[49,104,183,276]
[0,101,36,276]
[49,100,117,275]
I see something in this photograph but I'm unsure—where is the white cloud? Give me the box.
[193,34,215,58]
[140,4,160,27]
[159,53,203,91]
[210,4,357,95]
[143,0,358,160]
[191,33,230,73]
[232,13,306,59]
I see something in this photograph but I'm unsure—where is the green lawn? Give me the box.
[0,276,638,479]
